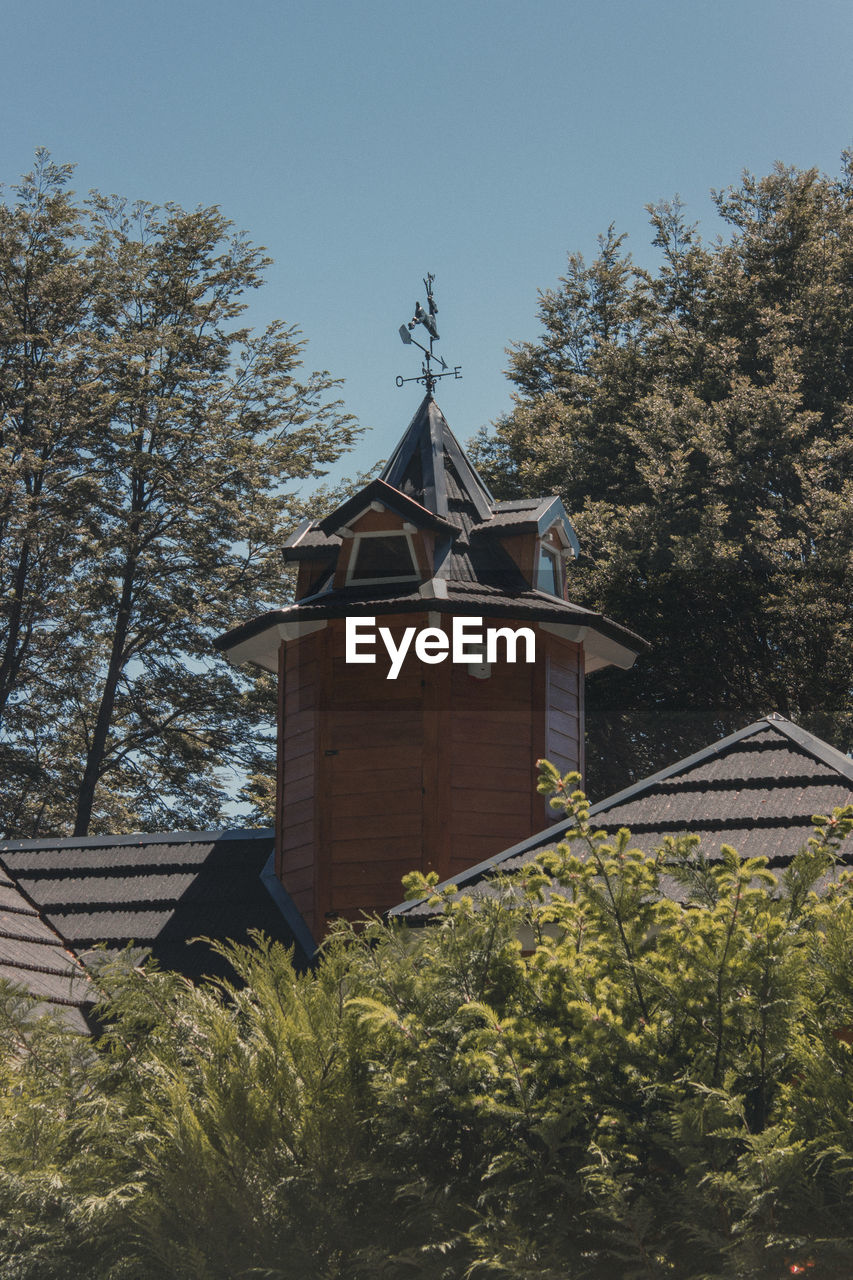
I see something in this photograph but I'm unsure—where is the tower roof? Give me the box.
[379,395,494,523]
[216,393,646,674]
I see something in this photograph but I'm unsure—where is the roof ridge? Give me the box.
[0,827,275,853]
[761,717,853,783]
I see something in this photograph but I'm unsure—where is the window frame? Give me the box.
[345,529,421,587]
[536,541,564,597]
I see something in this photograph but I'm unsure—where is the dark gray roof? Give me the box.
[318,477,458,538]
[215,394,645,673]
[216,579,645,655]
[0,863,92,1031]
[282,519,341,561]
[392,715,853,921]
[471,497,579,546]
[491,499,544,512]
[380,395,494,522]
[0,828,314,986]
[438,451,527,586]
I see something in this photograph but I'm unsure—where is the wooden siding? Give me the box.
[320,616,426,924]
[295,560,331,600]
[278,635,320,932]
[499,531,537,585]
[277,617,584,939]
[446,649,540,878]
[543,634,583,821]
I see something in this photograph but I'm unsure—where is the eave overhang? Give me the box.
[214,591,647,674]
[471,496,581,557]
[282,519,340,563]
[215,617,329,671]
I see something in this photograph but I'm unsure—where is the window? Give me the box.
[347,531,419,585]
[536,543,562,596]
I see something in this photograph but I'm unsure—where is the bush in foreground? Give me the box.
[2,771,853,1278]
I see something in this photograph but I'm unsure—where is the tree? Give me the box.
[472,159,853,797]
[0,155,93,832]
[0,152,359,837]
[2,769,853,1278]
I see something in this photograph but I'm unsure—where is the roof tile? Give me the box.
[0,829,311,995]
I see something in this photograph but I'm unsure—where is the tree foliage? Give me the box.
[471,157,853,796]
[2,770,853,1278]
[0,151,359,836]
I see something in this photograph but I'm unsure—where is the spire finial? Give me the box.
[396,273,462,396]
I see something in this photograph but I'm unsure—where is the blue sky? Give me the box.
[3,0,853,483]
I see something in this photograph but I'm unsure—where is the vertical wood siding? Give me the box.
[447,651,539,879]
[279,636,319,932]
[277,618,584,938]
[546,636,582,776]
[322,617,425,921]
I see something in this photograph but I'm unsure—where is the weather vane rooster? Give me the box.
[397,273,461,396]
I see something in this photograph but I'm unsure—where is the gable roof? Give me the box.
[0,828,314,990]
[317,477,458,537]
[282,518,341,562]
[391,714,853,921]
[471,496,581,554]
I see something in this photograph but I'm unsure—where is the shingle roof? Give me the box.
[0,828,314,987]
[282,519,341,561]
[470,497,579,546]
[491,498,544,512]
[391,715,853,921]
[380,395,494,522]
[0,864,92,1031]
[216,580,645,654]
[318,477,458,537]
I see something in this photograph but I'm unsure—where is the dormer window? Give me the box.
[536,543,563,596]
[346,531,420,586]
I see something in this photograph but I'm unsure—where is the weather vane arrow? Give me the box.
[396,273,462,395]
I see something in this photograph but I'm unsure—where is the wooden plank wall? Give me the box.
[278,619,585,938]
[322,617,426,923]
[540,634,581,824]
[279,636,319,932]
[545,636,582,778]
[446,654,540,879]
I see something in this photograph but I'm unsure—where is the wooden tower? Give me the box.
[217,395,643,940]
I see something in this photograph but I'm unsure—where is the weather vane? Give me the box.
[396,273,462,396]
